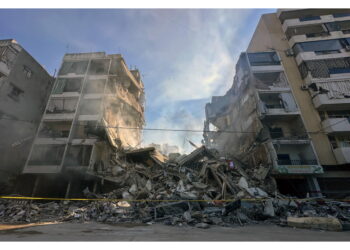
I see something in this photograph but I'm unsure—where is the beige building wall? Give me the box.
[247,13,337,165]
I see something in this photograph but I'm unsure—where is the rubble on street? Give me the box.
[1,146,350,231]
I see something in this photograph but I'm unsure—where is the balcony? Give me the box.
[274,160,324,174]
[272,137,310,144]
[264,105,300,116]
[247,52,283,73]
[282,14,350,33]
[258,91,300,118]
[312,94,350,110]
[271,142,323,174]
[295,50,350,66]
[322,118,350,134]
[289,31,350,48]
[333,147,350,164]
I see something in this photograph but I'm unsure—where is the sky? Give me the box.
[0,9,274,153]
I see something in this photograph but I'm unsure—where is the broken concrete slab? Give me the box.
[287,217,343,231]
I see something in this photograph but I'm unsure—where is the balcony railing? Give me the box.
[277,159,318,165]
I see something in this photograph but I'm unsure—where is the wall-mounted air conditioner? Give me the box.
[301,84,309,90]
[285,49,295,57]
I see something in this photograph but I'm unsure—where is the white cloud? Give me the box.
[152,10,254,104]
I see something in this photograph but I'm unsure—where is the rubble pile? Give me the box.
[0,146,349,230]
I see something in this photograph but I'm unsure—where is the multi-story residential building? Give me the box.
[204,9,350,198]
[21,52,145,197]
[0,39,53,186]
[204,51,323,198]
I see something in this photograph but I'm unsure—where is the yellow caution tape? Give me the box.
[0,195,348,202]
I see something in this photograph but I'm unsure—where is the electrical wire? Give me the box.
[0,116,330,137]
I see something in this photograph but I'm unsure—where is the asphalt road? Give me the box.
[0,222,349,241]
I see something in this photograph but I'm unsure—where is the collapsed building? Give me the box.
[17,52,145,197]
[204,9,350,198]
[0,39,53,191]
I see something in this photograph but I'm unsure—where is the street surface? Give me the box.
[0,222,349,241]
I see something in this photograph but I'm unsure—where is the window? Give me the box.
[326,20,350,32]
[333,13,350,18]
[22,66,32,78]
[247,52,280,66]
[329,68,350,74]
[299,16,321,22]
[293,39,343,55]
[8,83,24,102]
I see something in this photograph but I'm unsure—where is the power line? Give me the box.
[0,116,329,137]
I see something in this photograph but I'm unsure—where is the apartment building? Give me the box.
[204,9,350,198]
[0,39,53,184]
[204,51,322,197]
[20,52,145,196]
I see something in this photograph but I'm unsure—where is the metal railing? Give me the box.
[277,159,318,165]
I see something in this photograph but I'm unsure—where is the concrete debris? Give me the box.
[287,217,343,232]
[1,146,349,231]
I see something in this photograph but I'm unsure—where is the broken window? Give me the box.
[59,60,88,75]
[52,78,83,94]
[254,72,288,88]
[88,59,109,75]
[46,98,78,114]
[84,79,106,94]
[28,145,65,166]
[7,83,24,102]
[38,121,72,138]
[72,121,105,139]
[259,93,284,109]
[247,52,280,66]
[22,65,32,78]
[64,145,93,166]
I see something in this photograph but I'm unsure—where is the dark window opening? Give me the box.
[22,65,32,78]
[299,16,321,22]
[333,13,350,18]
[270,127,283,139]
[275,177,309,198]
[8,83,24,102]
[88,59,109,75]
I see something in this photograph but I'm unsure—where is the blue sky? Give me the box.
[0,9,274,152]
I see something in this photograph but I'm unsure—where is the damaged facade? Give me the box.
[205,9,350,198]
[20,52,145,197]
[204,51,322,198]
[0,39,53,189]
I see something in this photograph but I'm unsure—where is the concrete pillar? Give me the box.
[31,175,40,197]
[307,176,322,198]
[64,180,72,199]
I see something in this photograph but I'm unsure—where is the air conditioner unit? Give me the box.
[301,84,309,90]
[345,45,350,51]
[285,49,295,57]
